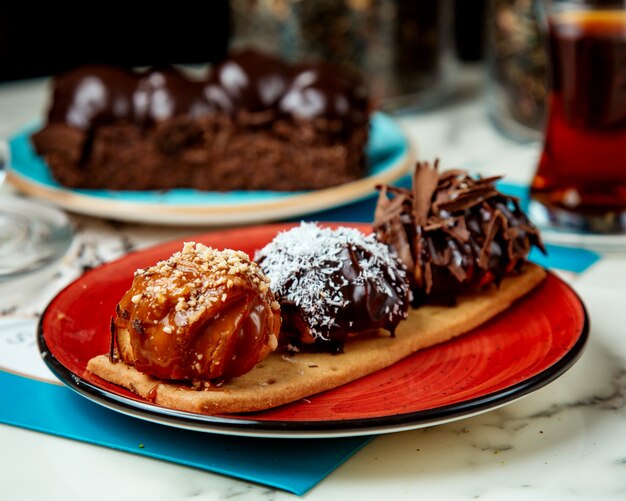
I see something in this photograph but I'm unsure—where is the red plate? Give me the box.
[38,223,588,438]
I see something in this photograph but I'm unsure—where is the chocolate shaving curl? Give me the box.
[373,160,545,305]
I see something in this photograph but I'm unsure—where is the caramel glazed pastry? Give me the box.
[374,160,546,305]
[108,242,281,386]
[255,222,411,353]
[31,49,369,191]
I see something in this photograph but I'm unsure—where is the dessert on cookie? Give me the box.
[374,160,545,305]
[255,222,411,353]
[107,242,281,383]
[87,171,547,415]
[87,220,545,415]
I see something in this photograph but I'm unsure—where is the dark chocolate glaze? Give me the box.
[45,49,368,132]
[133,67,211,126]
[207,50,293,113]
[323,246,409,352]
[278,61,368,123]
[261,244,409,353]
[49,66,137,129]
[374,161,545,305]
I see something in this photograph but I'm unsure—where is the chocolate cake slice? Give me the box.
[31,49,370,191]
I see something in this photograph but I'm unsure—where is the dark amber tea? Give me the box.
[531,10,626,232]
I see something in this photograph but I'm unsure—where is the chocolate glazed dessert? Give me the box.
[31,49,369,191]
[374,161,545,305]
[256,223,410,353]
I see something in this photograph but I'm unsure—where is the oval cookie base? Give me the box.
[86,263,547,415]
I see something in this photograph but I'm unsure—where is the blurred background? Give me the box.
[0,1,483,80]
[1,1,545,141]
[0,3,232,80]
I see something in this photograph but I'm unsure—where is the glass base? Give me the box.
[0,196,73,280]
[528,199,626,252]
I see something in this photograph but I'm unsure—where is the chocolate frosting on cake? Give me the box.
[32,49,370,192]
[44,49,368,134]
[255,223,410,353]
[374,161,545,305]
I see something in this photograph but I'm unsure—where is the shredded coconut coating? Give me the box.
[255,222,410,343]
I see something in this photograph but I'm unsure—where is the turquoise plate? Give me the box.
[6,113,412,226]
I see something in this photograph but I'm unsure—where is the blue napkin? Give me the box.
[0,370,371,495]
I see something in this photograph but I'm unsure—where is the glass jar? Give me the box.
[230,0,455,111]
[487,0,547,141]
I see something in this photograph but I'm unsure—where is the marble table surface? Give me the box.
[1,70,625,500]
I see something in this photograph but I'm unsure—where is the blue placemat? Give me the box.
[0,369,371,495]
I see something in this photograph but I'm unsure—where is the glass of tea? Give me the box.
[530,0,626,233]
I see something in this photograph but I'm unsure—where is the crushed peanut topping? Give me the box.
[133,242,274,320]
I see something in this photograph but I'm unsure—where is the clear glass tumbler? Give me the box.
[0,141,73,304]
[530,0,626,233]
